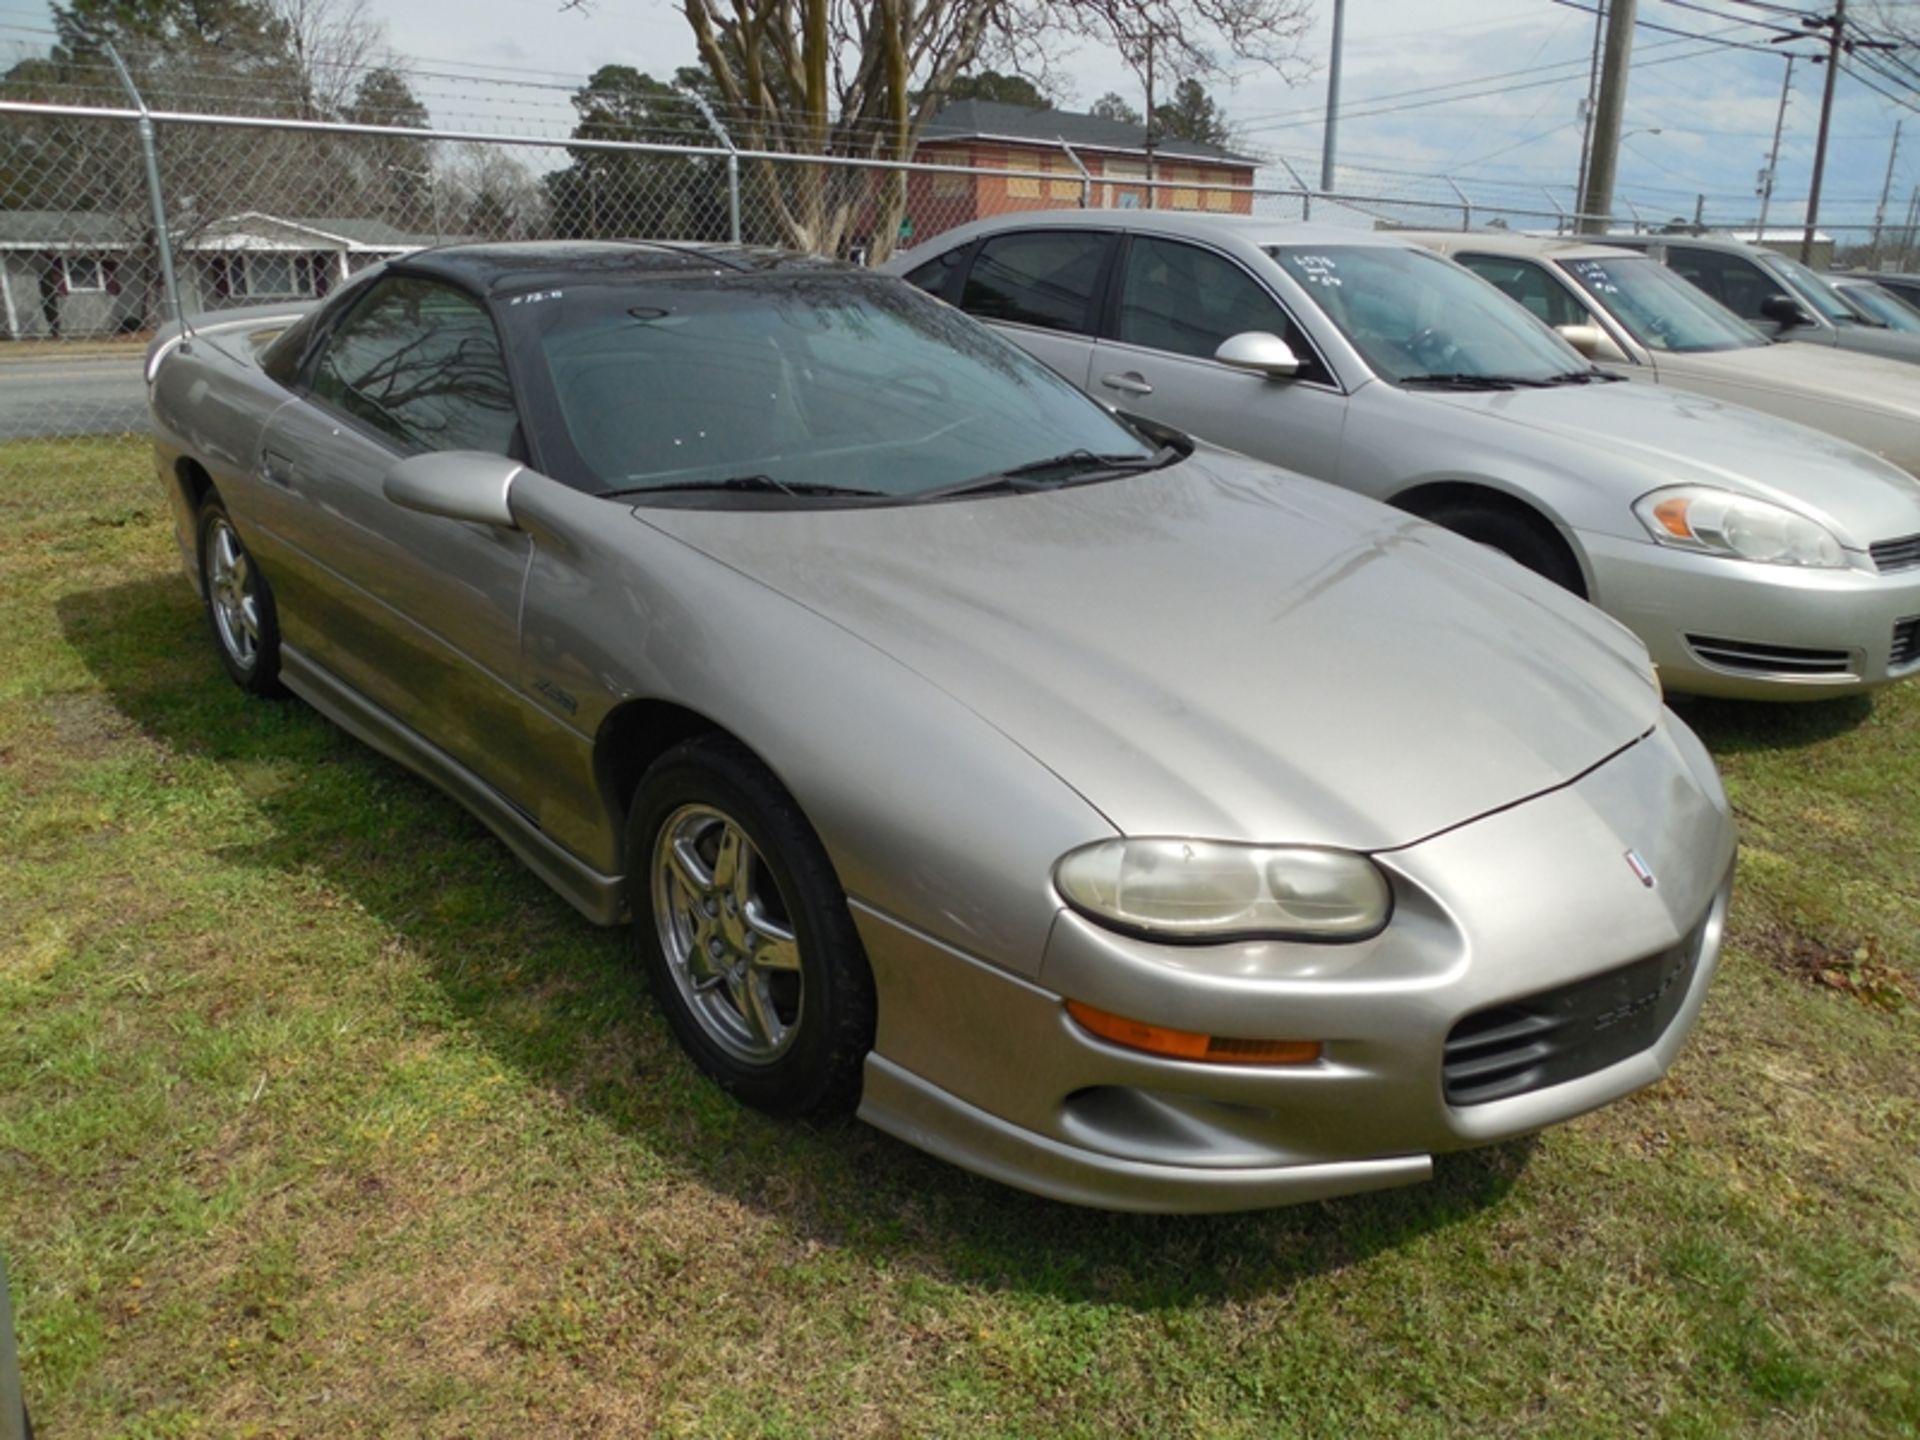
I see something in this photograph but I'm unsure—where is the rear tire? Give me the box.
[197,498,286,697]
[627,736,875,1118]
[1417,500,1587,597]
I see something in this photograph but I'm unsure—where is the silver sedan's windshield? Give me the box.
[1834,279,1920,332]
[1759,252,1858,324]
[1559,255,1768,353]
[1264,244,1584,386]
[512,273,1159,499]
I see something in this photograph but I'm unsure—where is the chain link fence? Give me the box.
[0,79,1893,494]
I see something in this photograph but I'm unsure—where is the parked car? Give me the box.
[1600,232,1920,365]
[1841,269,1920,311]
[1825,272,1920,333]
[889,213,1920,700]
[1411,231,1920,480]
[148,241,1736,1214]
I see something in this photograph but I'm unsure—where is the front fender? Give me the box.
[510,472,1115,978]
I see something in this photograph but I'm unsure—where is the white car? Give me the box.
[888,212,1920,700]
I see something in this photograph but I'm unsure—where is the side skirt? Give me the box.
[280,645,626,926]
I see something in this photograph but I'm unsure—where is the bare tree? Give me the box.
[574,0,1310,259]
[271,0,388,117]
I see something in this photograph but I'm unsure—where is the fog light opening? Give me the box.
[1065,1000,1322,1066]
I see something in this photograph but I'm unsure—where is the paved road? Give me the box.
[0,352,147,440]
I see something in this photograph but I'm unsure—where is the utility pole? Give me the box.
[1903,186,1920,269]
[1320,0,1346,192]
[1574,0,1608,220]
[1579,0,1637,233]
[1873,119,1903,256]
[1803,1,1846,265]
[1693,193,1705,233]
[1755,55,1794,239]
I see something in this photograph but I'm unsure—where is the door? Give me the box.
[254,273,537,802]
[1088,234,1349,480]
[953,228,1112,385]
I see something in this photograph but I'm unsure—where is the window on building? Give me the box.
[63,256,105,292]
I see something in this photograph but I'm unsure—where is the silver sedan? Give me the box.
[888,213,1920,700]
[147,243,1734,1213]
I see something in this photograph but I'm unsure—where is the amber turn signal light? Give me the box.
[1065,1000,1322,1066]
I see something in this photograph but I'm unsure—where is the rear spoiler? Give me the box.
[145,298,317,384]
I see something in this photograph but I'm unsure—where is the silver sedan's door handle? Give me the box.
[262,449,296,487]
[1100,371,1154,396]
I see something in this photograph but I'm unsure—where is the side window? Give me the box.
[959,230,1111,333]
[308,277,518,455]
[1665,248,1775,322]
[1456,254,1587,328]
[902,243,971,303]
[1115,235,1330,382]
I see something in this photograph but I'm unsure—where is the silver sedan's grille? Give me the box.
[1894,617,1920,668]
[1872,534,1920,573]
[1684,635,1853,677]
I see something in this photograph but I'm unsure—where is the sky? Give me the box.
[2,0,1915,233]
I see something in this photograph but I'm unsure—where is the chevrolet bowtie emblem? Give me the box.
[1624,850,1656,888]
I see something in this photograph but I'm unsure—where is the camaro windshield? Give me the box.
[1263,243,1582,385]
[505,271,1159,499]
[1559,255,1768,353]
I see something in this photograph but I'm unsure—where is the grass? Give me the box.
[1,436,1917,1438]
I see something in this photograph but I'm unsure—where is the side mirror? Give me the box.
[1214,330,1301,380]
[1554,322,1627,363]
[1760,293,1812,329]
[383,450,523,528]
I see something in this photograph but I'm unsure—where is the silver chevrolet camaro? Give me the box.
[147,242,1735,1213]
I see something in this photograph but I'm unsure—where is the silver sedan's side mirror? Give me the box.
[1554,322,1627,364]
[383,451,523,528]
[1214,331,1302,380]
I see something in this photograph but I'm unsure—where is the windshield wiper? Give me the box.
[1543,368,1622,384]
[1400,373,1546,390]
[917,447,1172,501]
[604,474,884,501]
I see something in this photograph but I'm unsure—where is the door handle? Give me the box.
[1100,371,1154,396]
[261,449,296,487]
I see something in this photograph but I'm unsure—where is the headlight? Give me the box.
[1053,838,1391,942]
[1633,486,1845,568]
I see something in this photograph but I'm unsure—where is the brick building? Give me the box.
[905,100,1258,245]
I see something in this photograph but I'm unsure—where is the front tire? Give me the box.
[1419,500,1587,597]
[628,736,876,1118]
[197,499,286,697]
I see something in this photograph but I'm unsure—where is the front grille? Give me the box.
[1894,617,1920,668]
[1443,943,1699,1106]
[1684,634,1853,677]
[1871,534,1920,573]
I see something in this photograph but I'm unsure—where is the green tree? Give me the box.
[1090,92,1143,126]
[1151,78,1230,147]
[545,65,733,242]
[944,71,1052,109]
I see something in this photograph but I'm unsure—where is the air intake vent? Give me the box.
[1444,944,1699,1107]
[1894,617,1920,668]
[1684,635,1852,677]
[1871,534,1920,573]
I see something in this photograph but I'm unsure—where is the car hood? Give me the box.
[1835,325,1920,365]
[1410,378,1920,547]
[636,449,1660,850]
[1658,341,1920,421]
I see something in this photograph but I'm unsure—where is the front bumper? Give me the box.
[854,718,1735,1213]
[1582,531,1920,700]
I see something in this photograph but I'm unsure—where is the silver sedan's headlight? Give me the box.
[1054,838,1392,942]
[1633,486,1846,568]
